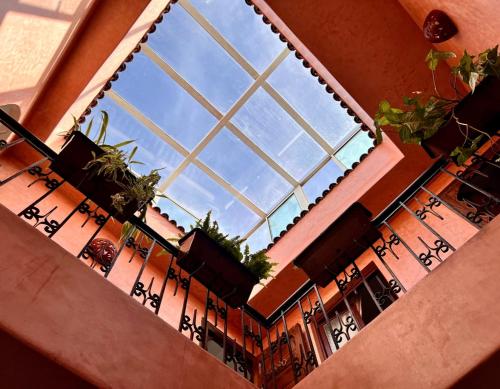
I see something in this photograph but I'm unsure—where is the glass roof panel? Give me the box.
[267,54,359,148]
[155,196,198,229]
[336,130,373,168]
[245,222,271,253]
[232,87,327,181]
[112,52,216,150]
[302,160,344,202]
[165,163,260,237]
[198,127,292,212]
[268,194,301,239]
[189,0,285,72]
[148,5,253,112]
[85,96,184,180]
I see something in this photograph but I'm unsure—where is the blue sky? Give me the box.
[87,0,370,250]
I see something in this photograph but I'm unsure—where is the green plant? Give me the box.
[375,46,500,165]
[193,211,276,282]
[66,111,165,232]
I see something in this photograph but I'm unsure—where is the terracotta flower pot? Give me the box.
[50,131,143,223]
[422,76,500,159]
[177,228,259,308]
[293,202,381,287]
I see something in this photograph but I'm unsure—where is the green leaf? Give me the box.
[128,146,138,164]
[379,100,391,113]
[469,71,479,92]
[85,118,94,138]
[375,125,383,144]
[113,139,135,149]
[425,49,456,71]
[97,111,109,144]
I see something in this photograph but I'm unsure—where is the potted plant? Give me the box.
[50,112,162,223]
[293,203,381,287]
[374,46,500,165]
[177,212,276,308]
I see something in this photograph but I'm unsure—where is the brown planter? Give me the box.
[293,203,381,287]
[177,228,259,308]
[50,131,143,223]
[422,76,500,159]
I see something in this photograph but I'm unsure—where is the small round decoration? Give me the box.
[87,238,117,266]
[423,10,458,43]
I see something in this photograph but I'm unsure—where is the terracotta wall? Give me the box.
[398,0,500,58]
[258,0,457,216]
[0,203,256,388]
[0,0,92,116]
[15,0,151,142]
[292,214,500,389]
[0,153,251,344]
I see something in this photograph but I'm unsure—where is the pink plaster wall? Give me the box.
[398,0,500,59]
[0,203,256,388]
[293,215,500,389]
[0,0,92,116]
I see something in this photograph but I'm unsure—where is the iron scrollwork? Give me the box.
[132,277,161,309]
[375,233,401,260]
[417,236,450,266]
[374,279,402,305]
[335,266,361,293]
[414,196,443,221]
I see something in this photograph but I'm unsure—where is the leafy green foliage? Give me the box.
[425,49,456,71]
[450,135,483,166]
[453,46,500,92]
[193,212,276,282]
[374,96,455,145]
[73,111,163,217]
[375,46,500,166]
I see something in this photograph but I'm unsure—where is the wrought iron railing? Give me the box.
[0,109,498,388]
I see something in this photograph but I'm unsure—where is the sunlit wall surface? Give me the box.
[85,0,372,251]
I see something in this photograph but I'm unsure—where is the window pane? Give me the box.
[268,54,358,148]
[198,128,291,212]
[166,164,259,237]
[303,160,344,202]
[245,222,271,253]
[156,196,198,230]
[85,96,184,180]
[112,52,216,150]
[268,194,301,238]
[335,130,373,168]
[190,0,284,72]
[148,5,253,112]
[232,88,326,181]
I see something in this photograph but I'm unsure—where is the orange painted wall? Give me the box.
[258,0,458,217]
[16,0,150,142]
[292,215,500,389]
[0,151,253,360]
[0,203,256,388]
[0,0,92,116]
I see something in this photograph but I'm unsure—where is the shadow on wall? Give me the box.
[0,330,94,388]
[451,349,500,389]
[0,0,76,25]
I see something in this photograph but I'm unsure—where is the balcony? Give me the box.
[1,109,499,387]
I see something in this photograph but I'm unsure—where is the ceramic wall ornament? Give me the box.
[423,10,458,43]
[87,238,118,266]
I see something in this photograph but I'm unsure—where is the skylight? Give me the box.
[85,0,372,251]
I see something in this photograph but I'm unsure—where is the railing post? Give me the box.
[281,311,299,383]
[297,300,318,368]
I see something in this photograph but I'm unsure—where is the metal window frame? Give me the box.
[102,0,368,246]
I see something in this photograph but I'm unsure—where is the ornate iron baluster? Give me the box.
[298,300,318,369]
[370,244,406,293]
[281,312,299,382]
[383,221,431,273]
